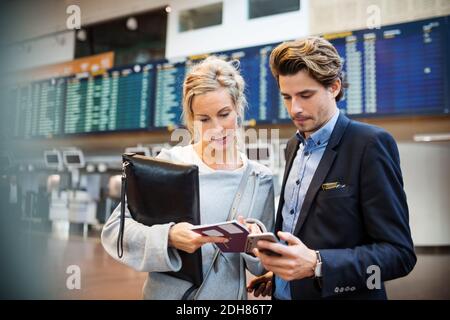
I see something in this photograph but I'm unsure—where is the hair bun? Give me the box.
[229,59,241,71]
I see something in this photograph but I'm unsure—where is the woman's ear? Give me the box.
[237,115,242,127]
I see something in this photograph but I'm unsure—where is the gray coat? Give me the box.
[101,145,275,299]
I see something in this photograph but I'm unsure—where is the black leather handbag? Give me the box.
[117,153,203,293]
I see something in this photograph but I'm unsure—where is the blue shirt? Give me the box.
[274,110,340,300]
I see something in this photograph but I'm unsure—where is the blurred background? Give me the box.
[0,0,449,299]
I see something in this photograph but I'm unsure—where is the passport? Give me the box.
[191,220,250,252]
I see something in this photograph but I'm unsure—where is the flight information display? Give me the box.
[153,62,187,128]
[4,16,448,140]
[220,45,286,124]
[9,78,65,138]
[330,16,449,116]
[223,16,449,123]
[64,64,155,134]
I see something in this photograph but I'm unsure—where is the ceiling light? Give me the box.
[77,29,87,41]
[126,17,138,31]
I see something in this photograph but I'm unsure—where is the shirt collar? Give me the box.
[295,109,340,147]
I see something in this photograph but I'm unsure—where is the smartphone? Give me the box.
[245,232,281,256]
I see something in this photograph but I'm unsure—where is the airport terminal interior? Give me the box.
[0,0,449,299]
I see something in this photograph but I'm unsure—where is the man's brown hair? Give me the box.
[269,36,347,101]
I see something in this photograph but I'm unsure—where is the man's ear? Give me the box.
[329,78,341,99]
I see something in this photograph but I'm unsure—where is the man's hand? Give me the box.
[168,222,229,253]
[254,231,317,281]
[247,271,273,297]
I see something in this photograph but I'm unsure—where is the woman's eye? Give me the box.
[219,113,230,118]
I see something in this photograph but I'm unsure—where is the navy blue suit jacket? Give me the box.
[274,113,416,299]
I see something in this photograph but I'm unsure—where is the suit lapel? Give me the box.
[292,113,351,236]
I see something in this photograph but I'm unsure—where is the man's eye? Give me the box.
[283,96,291,100]
[199,118,209,123]
[301,95,312,99]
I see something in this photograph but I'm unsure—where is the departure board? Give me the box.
[233,46,278,122]
[153,62,186,128]
[64,64,154,134]
[215,16,449,123]
[230,48,265,122]
[331,16,449,116]
[9,78,65,138]
[4,16,448,140]
[226,46,285,124]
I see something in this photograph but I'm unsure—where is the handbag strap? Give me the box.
[227,162,254,221]
[191,162,255,300]
[117,160,130,258]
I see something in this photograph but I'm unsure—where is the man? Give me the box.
[252,37,416,299]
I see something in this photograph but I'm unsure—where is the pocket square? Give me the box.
[321,182,346,190]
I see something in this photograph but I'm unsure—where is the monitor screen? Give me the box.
[65,154,81,164]
[44,151,61,168]
[46,154,60,164]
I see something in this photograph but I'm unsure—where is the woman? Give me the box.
[101,56,274,299]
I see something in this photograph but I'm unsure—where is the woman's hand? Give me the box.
[247,271,273,297]
[168,222,229,253]
[237,215,263,235]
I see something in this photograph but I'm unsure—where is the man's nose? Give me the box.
[291,97,304,114]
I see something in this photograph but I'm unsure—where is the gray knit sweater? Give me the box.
[101,145,275,299]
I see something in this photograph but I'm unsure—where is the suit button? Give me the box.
[351,287,356,291]
[296,180,300,185]
[345,286,350,292]
[339,287,344,293]
[334,287,339,293]
[304,151,310,156]
[290,209,295,215]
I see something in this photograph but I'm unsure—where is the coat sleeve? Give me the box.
[101,199,182,272]
[319,130,417,298]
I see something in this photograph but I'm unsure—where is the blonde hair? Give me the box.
[269,36,347,101]
[182,56,247,134]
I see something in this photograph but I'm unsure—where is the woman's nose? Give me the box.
[211,118,224,133]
